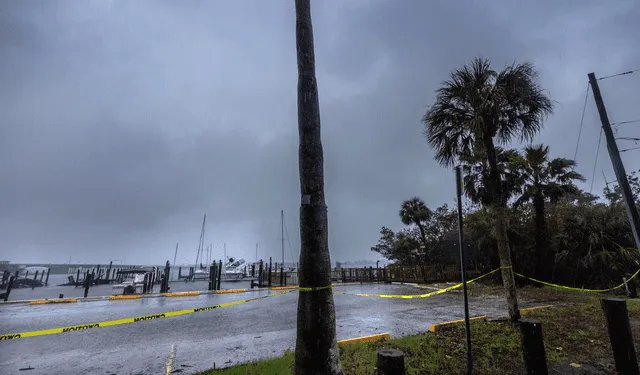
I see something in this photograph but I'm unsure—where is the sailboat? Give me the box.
[192,214,210,281]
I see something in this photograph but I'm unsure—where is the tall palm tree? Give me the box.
[512,144,585,280]
[460,147,522,206]
[293,0,342,374]
[399,197,432,259]
[422,57,554,322]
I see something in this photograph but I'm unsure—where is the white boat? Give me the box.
[222,257,247,281]
[192,267,210,280]
[112,268,154,295]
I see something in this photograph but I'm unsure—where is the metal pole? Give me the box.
[281,210,285,268]
[456,166,472,375]
[588,72,640,249]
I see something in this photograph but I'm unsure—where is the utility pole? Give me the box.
[588,72,640,249]
[281,210,285,268]
[456,166,472,375]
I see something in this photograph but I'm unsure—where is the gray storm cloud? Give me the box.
[1,0,639,264]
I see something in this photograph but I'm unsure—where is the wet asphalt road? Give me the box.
[0,284,522,375]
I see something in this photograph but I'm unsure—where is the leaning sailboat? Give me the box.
[192,213,210,281]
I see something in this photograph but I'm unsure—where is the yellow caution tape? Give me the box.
[0,291,291,341]
[271,286,298,290]
[337,333,390,346]
[335,268,502,299]
[512,267,640,293]
[299,285,333,292]
[429,316,488,333]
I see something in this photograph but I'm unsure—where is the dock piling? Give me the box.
[4,276,14,301]
[208,263,215,291]
[45,268,50,286]
[280,266,284,286]
[268,257,272,288]
[83,274,92,298]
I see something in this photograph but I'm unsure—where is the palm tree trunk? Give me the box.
[416,223,429,260]
[294,1,342,374]
[484,138,521,322]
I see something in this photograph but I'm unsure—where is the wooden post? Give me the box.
[601,298,639,375]
[39,270,45,282]
[25,270,29,280]
[208,264,215,291]
[519,319,548,375]
[377,348,404,375]
[258,260,264,288]
[107,261,113,282]
[33,270,39,281]
[83,274,92,298]
[217,260,222,290]
[45,268,51,286]
[280,266,284,286]
[4,276,14,301]
[268,257,272,288]
[161,261,170,293]
[76,269,80,288]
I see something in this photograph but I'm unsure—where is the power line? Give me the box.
[573,83,591,160]
[597,69,639,81]
[621,146,640,153]
[589,128,603,194]
[613,120,640,126]
[616,137,640,142]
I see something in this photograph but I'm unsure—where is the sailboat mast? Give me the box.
[194,213,206,268]
[173,242,179,267]
[281,210,285,268]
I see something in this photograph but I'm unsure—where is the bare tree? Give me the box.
[294,0,343,374]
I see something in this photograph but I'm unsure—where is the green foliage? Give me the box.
[371,201,458,265]
[373,143,640,289]
[422,57,553,169]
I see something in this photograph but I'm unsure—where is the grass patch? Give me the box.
[201,288,640,374]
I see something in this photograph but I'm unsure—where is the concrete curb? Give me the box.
[428,315,488,332]
[427,305,555,332]
[521,305,554,315]
[0,282,367,306]
[338,332,390,346]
